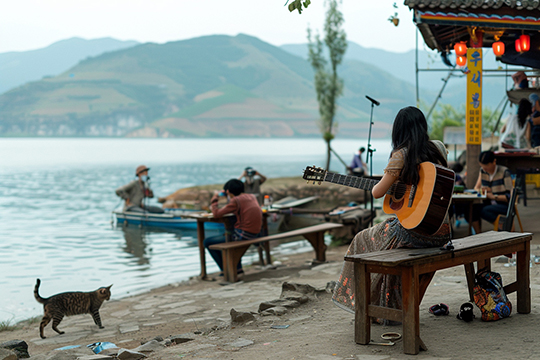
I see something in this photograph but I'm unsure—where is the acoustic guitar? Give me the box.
[303,162,455,235]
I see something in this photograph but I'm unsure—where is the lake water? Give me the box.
[0,137,393,323]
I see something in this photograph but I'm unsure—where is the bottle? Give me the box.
[263,195,270,211]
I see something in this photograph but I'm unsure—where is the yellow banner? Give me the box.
[466,48,482,145]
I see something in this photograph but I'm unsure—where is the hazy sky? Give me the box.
[1,0,421,54]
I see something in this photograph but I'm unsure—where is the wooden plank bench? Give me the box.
[344,231,532,355]
[210,222,344,282]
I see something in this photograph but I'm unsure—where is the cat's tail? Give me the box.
[34,278,47,304]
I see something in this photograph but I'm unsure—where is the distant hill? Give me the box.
[0,37,139,95]
[0,34,425,138]
[281,41,510,111]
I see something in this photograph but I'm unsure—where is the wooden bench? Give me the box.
[344,231,532,355]
[210,222,344,282]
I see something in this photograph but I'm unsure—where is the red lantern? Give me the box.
[492,41,505,56]
[515,39,522,52]
[456,55,467,67]
[520,34,530,52]
[454,42,467,56]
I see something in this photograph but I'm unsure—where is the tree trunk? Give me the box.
[325,139,332,170]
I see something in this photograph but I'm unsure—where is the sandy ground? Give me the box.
[3,194,540,360]
[2,242,540,360]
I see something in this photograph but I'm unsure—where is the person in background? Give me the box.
[499,98,532,149]
[238,167,267,204]
[511,71,529,89]
[203,179,262,276]
[529,93,540,148]
[115,165,164,213]
[333,106,450,324]
[348,147,367,176]
[470,151,512,234]
[451,162,466,187]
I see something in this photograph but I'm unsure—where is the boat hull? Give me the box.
[114,211,224,230]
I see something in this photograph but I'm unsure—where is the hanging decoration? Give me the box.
[492,41,505,56]
[456,55,467,67]
[388,3,400,26]
[515,38,523,52]
[468,27,483,48]
[520,34,530,52]
[454,42,467,56]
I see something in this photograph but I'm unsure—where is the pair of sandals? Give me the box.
[429,302,475,322]
[428,303,449,316]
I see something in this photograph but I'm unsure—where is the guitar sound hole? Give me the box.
[393,184,406,202]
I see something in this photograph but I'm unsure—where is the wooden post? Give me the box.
[465,48,483,189]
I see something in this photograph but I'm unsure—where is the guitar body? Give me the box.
[383,162,455,234]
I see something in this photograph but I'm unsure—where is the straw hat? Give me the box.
[136,165,150,175]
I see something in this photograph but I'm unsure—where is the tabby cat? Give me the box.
[34,278,112,339]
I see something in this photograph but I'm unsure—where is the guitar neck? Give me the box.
[323,172,379,192]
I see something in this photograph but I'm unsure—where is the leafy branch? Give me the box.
[285,0,311,14]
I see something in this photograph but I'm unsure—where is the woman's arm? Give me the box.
[372,173,398,199]
[473,172,482,192]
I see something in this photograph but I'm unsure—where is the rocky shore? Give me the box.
[157,177,366,211]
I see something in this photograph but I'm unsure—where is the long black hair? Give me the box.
[517,98,532,128]
[391,106,447,185]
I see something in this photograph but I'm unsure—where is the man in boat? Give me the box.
[347,147,367,177]
[238,167,267,204]
[204,179,262,277]
[115,165,164,213]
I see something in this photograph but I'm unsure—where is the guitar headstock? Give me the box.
[303,166,326,185]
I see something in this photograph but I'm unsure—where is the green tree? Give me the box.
[427,103,501,141]
[428,104,464,141]
[307,0,347,170]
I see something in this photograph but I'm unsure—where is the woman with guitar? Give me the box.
[332,106,453,323]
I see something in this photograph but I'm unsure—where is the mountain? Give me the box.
[0,37,139,94]
[0,34,424,138]
[281,41,510,111]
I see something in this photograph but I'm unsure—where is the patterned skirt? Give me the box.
[332,217,451,323]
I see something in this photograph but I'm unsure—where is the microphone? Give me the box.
[365,95,380,106]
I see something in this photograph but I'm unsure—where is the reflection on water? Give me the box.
[121,226,152,266]
[0,138,393,322]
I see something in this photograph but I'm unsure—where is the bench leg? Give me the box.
[303,231,327,262]
[354,263,370,345]
[402,266,421,355]
[516,242,531,314]
[222,245,250,283]
[264,242,272,265]
[257,245,265,265]
[418,272,435,302]
[464,263,476,302]
[479,258,491,271]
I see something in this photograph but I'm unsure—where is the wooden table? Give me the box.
[181,211,272,280]
[494,152,540,206]
[452,193,487,235]
[345,231,532,355]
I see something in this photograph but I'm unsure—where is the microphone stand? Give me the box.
[365,95,379,227]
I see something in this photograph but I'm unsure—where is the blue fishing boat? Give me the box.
[114,209,224,230]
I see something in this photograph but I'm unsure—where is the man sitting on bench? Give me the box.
[203,179,262,277]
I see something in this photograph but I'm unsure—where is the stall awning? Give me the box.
[405,0,540,68]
